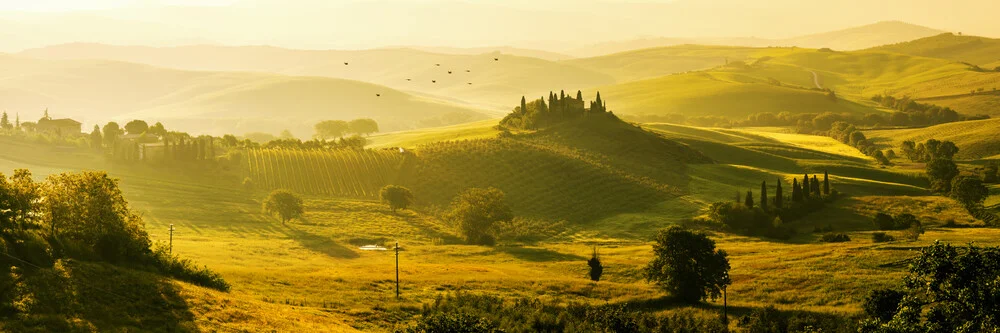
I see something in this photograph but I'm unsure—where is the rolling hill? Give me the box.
[0,54,491,137]
[865,118,1000,160]
[18,44,615,110]
[870,33,1000,67]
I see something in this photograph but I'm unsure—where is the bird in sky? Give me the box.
[376,93,381,97]
[493,58,499,61]
[432,80,437,83]
[435,63,441,66]
[344,62,349,65]
[467,82,473,85]
[406,78,412,81]
[466,69,471,72]
[448,71,453,74]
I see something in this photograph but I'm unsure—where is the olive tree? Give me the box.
[380,185,414,213]
[263,189,304,225]
[645,226,730,304]
[449,187,512,246]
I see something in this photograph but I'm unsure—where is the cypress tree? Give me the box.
[576,90,583,101]
[540,96,548,113]
[802,174,810,199]
[792,178,801,202]
[209,137,215,159]
[595,92,603,112]
[811,175,820,197]
[774,179,783,209]
[823,171,830,195]
[520,96,527,115]
[736,191,741,203]
[744,190,754,208]
[760,181,768,211]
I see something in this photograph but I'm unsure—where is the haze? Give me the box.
[2,0,999,52]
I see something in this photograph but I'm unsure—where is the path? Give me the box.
[811,71,822,89]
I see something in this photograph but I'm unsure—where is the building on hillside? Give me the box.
[36,118,82,136]
[139,142,167,161]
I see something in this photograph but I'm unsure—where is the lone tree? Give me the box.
[588,247,603,282]
[759,181,768,211]
[124,119,149,135]
[380,185,414,213]
[262,189,304,225]
[744,190,754,208]
[859,242,1000,332]
[449,187,513,246]
[314,120,349,140]
[645,226,731,304]
[347,118,379,136]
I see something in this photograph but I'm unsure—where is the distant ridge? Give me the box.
[567,21,945,57]
[869,33,1000,67]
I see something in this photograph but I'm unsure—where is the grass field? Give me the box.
[865,118,1000,160]
[1,117,991,331]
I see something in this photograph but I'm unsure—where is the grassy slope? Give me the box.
[870,33,1000,66]
[865,118,1000,160]
[0,54,491,137]
[367,119,501,149]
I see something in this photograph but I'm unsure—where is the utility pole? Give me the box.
[723,285,728,324]
[169,224,175,254]
[395,242,400,299]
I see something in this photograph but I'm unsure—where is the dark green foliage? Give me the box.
[501,92,614,130]
[0,112,10,131]
[745,190,755,208]
[774,179,783,209]
[872,213,921,231]
[792,178,802,202]
[862,289,904,322]
[829,121,891,165]
[872,232,895,243]
[739,306,856,333]
[644,226,730,303]
[398,293,728,333]
[926,158,959,193]
[101,122,121,148]
[872,213,896,230]
[380,185,415,213]
[587,247,603,282]
[802,174,810,199]
[314,120,349,139]
[810,175,820,197]
[89,125,102,150]
[400,312,504,333]
[859,242,1000,332]
[262,189,305,225]
[820,233,850,243]
[150,246,230,291]
[760,181,768,211]
[348,118,379,136]
[823,170,830,195]
[449,187,513,246]
[950,175,989,208]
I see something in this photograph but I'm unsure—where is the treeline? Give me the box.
[904,138,999,225]
[500,90,613,130]
[828,121,890,164]
[314,118,379,140]
[708,172,838,239]
[0,170,229,310]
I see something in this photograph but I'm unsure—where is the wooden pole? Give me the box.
[169,224,175,254]
[723,286,728,323]
[395,242,400,299]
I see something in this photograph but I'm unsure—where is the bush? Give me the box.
[862,289,904,322]
[820,233,850,243]
[872,213,895,230]
[150,246,230,291]
[871,232,895,243]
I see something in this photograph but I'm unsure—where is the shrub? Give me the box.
[872,213,895,230]
[820,233,850,243]
[399,312,503,333]
[150,246,230,291]
[903,222,925,241]
[262,189,304,225]
[449,188,512,246]
[862,289,904,322]
[872,232,895,243]
[380,185,414,213]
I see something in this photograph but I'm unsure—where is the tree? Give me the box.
[222,134,239,148]
[449,187,512,245]
[983,161,999,183]
[0,169,42,232]
[124,120,149,135]
[102,122,122,147]
[792,178,802,202]
[588,247,603,282]
[89,125,103,150]
[148,122,167,136]
[859,242,1000,332]
[759,181,768,211]
[401,312,503,333]
[862,289,905,322]
[315,120,349,140]
[950,176,989,208]
[926,159,959,193]
[520,96,527,114]
[0,111,11,130]
[347,118,379,136]
[279,130,295,140]
[774,179,783,209]
[810,175,820,197]
[801,174,810,199]
[744,190,754,208]
[262,189,304,225]
[823,171,830,195]
[380,185,414,213]
[644,226,730,303]
[14,113,19,129]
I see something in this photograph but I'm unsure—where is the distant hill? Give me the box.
[403,46,573,61]
[869,33,1000,67]
[567,21,945,57]
[0,54,490,137]
[18,44,614,110]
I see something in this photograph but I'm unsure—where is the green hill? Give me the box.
[0,54,491,137]
[870,33,1000,67]
[865,118,1000,160]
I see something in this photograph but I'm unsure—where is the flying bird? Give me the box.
[376,94,381,97]
[466,69,471,72]
[467,82,473,85]
[493,58,499,61]
[435,63,441,66]
[344,62,349,65]
[448,71,452,74]
[431,80,437,83]
[406,78,412,81]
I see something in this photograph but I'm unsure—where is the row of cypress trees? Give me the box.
[741,171,831,210]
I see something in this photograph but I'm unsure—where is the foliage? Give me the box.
[862,289,904,322]
[983,161,999,183]
[926,158,959,193]
[829,121,889,165]
[348,118,380,136]
[150,246,230,291]
[124,120,149,135]
[380,185,414,213]
[0,169,43,233]
[949,175,989,208]
[448,188,513,245]
[244,148,404,197]
[872,213,920,231]
[587,247,603,282]
[872,232,895,243]
[314,120,350,140]
[262,189,305,224]
[859,242,1000,332]
[739,305,855,333]
[644,226,730,303]
[820,233,851,243]
[500,92,614,130]
[399,312,504,333]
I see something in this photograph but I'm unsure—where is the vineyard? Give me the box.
[244,148,408,198]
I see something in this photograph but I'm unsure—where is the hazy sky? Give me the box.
[0,0,998,51]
